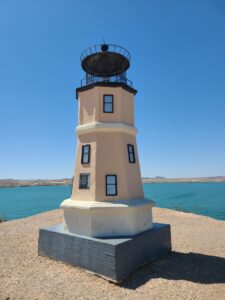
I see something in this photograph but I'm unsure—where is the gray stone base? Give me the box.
[38,223,171,282]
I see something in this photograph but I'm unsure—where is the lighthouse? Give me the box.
[39,43,171,282]
[60,43,154,237]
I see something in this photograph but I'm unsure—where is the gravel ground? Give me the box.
[0,207,225,300]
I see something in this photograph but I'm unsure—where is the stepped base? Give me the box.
[38,223,171,282]
[60,198,155,237]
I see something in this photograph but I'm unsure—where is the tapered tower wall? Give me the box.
[78,86,134,126]
[71,86,144,202]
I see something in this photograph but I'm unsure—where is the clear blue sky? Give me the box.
[0,0,225,179]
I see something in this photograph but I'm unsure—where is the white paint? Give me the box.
[76,122,137,136]
[61,198,155,238]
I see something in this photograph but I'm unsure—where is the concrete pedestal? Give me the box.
[38,223,171,282]
[60,198,155,238]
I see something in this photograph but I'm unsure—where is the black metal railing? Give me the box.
[80,74,133,87]
[80,44,131,62]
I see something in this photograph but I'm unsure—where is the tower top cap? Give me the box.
[101,44,109,52]
[80,44,131,77]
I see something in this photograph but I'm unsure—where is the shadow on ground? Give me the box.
[119,251,225,289]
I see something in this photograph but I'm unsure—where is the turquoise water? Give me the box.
[144,182,225,221]
[0,185,71,221]
[0,182,224,221]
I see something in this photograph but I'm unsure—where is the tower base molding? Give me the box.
[38,223,171,282]
[60,198,155,238]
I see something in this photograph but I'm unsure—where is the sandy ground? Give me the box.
[0,208,225,300]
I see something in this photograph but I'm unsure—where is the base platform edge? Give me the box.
[38,223,171,282]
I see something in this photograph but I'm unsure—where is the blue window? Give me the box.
[127,144,136,163]
[106,175,117,196]
[79,173,90,189]
[103,95,113,113]
[81,144,91,164]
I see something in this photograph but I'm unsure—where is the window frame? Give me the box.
[103,94,114,113]
[105,175,117,196]
[81,144,91,164]
[127,144,136,163]
[79,173,90,189]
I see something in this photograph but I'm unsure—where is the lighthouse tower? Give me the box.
[61,44,155,237]
[39,44,171,282]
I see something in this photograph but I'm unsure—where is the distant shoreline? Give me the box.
[0,179,72,188]
[142,176,225,183]
[0,176,225,187]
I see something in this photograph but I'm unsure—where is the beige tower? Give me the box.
[61,44,154,237]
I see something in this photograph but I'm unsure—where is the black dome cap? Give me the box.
[80,44,131,77]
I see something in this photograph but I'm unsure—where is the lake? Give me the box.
[0,182,224,221]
